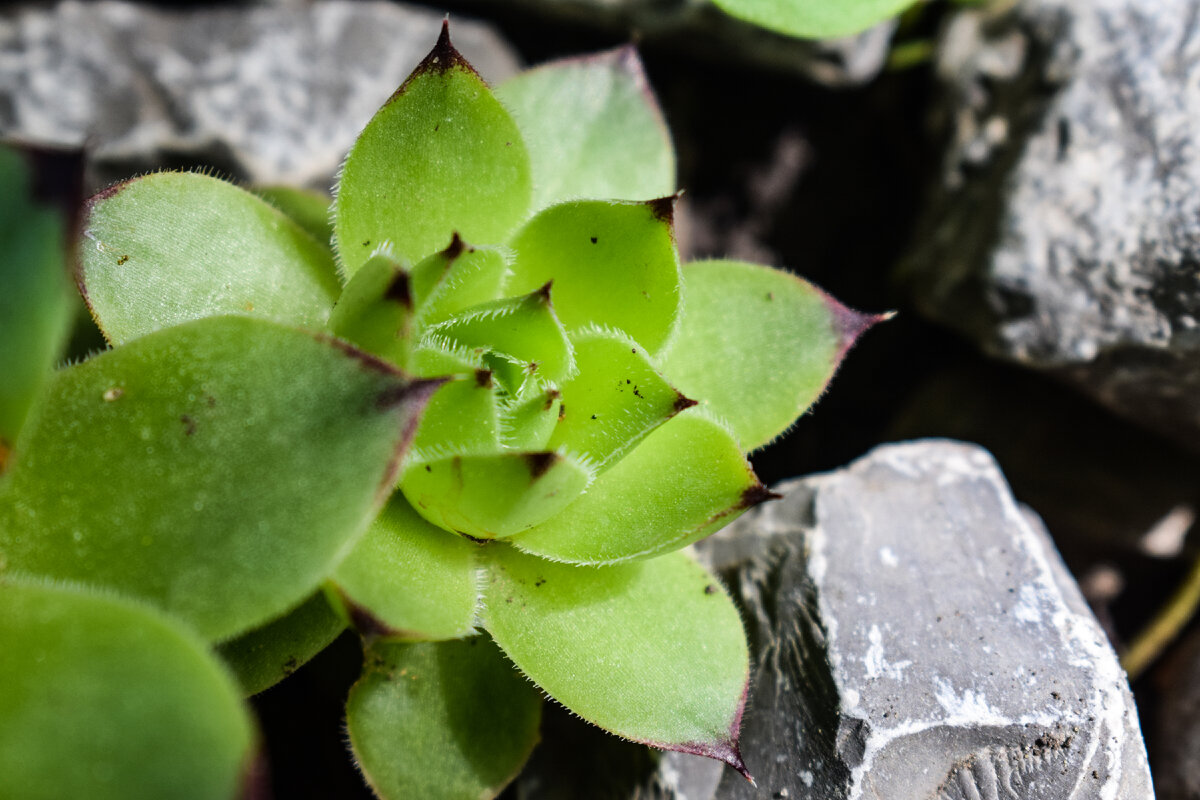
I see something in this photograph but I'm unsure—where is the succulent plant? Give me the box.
[0,24,883,800]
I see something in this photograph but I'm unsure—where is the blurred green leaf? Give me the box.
[0,316,439,641]
[660,260,877,451]
[0,579,254,800]
[217,591,346,696]
[0,145,79,464]
[512,409,764,564]
[400,450,592,539]
[254,185,334,252]
[549,328,688,472]
[332,493,480,641]
[711,0,916,39]
[482,545,749,774]
[506,200,681,354]
[347,637,541,800]
[334,24,531,275]
[497,47,675,211]
[79,172,341,344]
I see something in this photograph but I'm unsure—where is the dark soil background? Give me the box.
[230,3,1192,795]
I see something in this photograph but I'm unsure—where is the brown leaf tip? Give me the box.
[441,230,471,262]
[646,193,680,227]
[384,270,412,307]
[661,738,752,783]
[524,451,559,480]
[673,393,699,413]
[414,19,476,78]
[739,483,782,510]
[474,369,494,388]
[825,294,893,359]
[534,280,554,303]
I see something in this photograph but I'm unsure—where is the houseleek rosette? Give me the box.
[0,24,883,800]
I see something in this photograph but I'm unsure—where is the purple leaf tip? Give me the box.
[824,295,893,360]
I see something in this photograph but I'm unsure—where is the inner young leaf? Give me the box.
[409,237,510,328]
[548,328,692,473]
[505,199,682,355]
[328,251,413,366]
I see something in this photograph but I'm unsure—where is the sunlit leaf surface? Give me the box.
[0,316,438,641]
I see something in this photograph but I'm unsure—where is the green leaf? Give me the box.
[482,545,750,776]
[549,328,691,472]
[0,316,440,641]
[409,373,501,460]
[0,579,254,800]
[500,387,561,451]
[423,286,575,392]
[409,236,510,328]
[334,23,531,275]
[496,47,675,211]
[400,450,592,539]
[328,251,413,365]
[511,409,768,564]
[79,171,341,344]
[347,637,542,800]
[331,493,480,641]
[711,0,915,39]
[659,259,881,451]
[0,145,77,464]
[217,591,346,696]
[506,199,681,354]
[254,185,335,251]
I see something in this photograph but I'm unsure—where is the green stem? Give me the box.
[1121,553,1200,681]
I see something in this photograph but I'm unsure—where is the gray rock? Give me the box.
[0,0,520,191]
[433,0,896,86]
[669,440,1153,800]
[901,0,1200,449]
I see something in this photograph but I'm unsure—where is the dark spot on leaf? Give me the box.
[282,656,299,676]
[206,395,217,408]
[525,451,558,479]
[673,394,699,413]
[505,596,513,604]
[704,584,717,595]
[180,414,196,436]
[116,254,129,265]
[534,578,546,587]
[626,379,631,384]
[434,124,440,132]
[384,271,412,307]
[474,369,493,388]
[739,483,782,509]
[543,390,560,411]
[632,385,643,398]
[590,236,598,244]
[425,464,432,472]
[362,240,370,247]
[591,414,597,420]
[558,403,567,421]
[767,292,774,301]
[631,347,637,354]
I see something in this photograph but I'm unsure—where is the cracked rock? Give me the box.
[0,0,520,191]
[665,440,1153,800]
[901,0,1200,449]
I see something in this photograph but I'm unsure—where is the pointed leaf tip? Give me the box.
[441,231,470,261]
[826,295,892,358]
[646,193,680,227]
[739,483,781,509]
[413,17,475,78]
